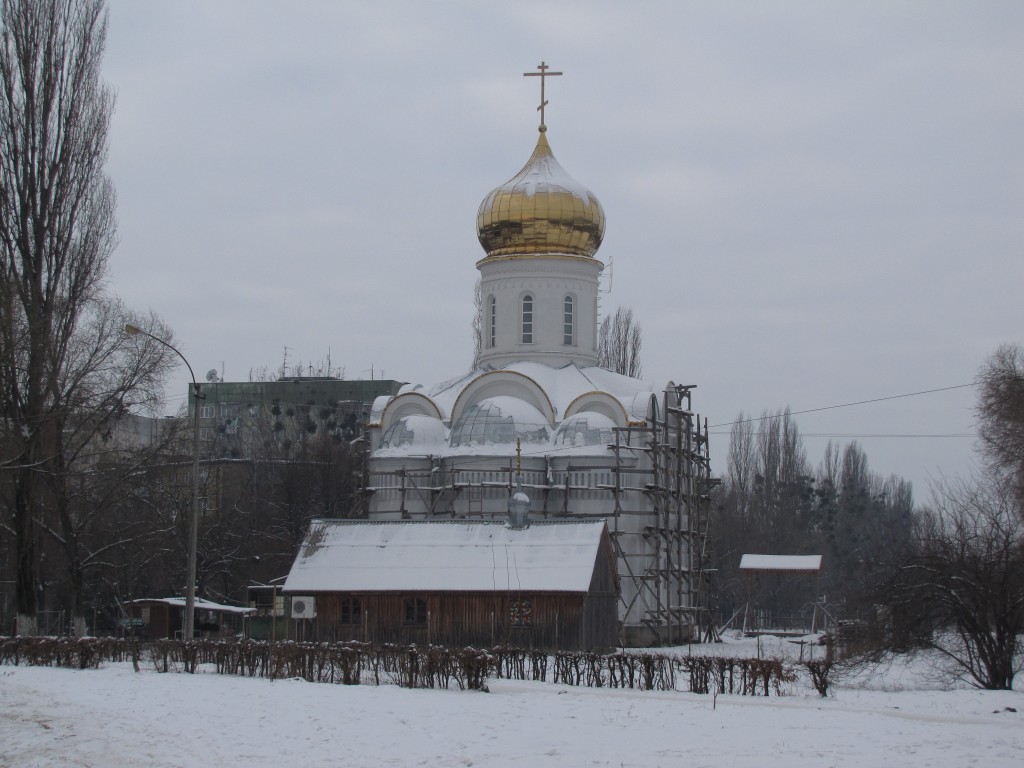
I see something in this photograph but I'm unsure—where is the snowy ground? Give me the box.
[1,636,1021,768]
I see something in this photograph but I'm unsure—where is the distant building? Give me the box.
[190,377,403,458]
[100,412,168,451]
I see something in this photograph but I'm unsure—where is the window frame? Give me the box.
[510,598,533,628]
[339,596,362,625]
[488,294,496,349]
[403,596,427,626]
[521,294,534,344]
[563,294,575,346]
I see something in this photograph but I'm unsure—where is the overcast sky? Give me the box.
[101,1,1023,498]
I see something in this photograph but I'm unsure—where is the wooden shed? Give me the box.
[128,597,255,640]
[282,519,620,651]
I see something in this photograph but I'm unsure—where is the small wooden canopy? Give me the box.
[739,554,822,574]
[737,554,827,637]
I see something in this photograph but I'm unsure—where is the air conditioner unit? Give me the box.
[291,596,317,620]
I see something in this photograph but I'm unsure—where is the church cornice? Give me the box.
[476,253,604,270]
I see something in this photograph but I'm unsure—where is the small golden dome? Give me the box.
[477,131,605,259]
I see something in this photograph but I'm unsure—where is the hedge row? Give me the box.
[0,636,817,696]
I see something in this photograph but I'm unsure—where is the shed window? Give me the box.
[340,597,362,625]
[404,597,427,626]
[510,598,532,627]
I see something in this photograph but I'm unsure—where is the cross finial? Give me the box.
[523,61,563,133]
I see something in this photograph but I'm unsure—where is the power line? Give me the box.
[708,383,975,429]
[707,432,973,439]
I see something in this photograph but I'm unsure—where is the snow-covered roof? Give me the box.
[427,361,653,421]
[380,413,449,450]
[739,554,823,572]
[283,519,610,594]
[448,396,551,448]
[373,361,669,459]
[130,597,255,615]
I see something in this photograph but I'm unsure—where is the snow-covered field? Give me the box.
[1,636,1021,768]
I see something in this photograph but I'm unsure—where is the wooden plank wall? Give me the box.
[309,591,617,651]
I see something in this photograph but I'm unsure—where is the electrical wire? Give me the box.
[429,383,978,469]
[707,432,973,439]
[707,383,975,429]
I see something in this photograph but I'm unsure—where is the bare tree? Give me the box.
[44,302,176,634]
[885,474,1024,689]
[976,343,1024,501]
[0,0,161,635]
[725,413,756,523]
[470,278,482,370]
[817,442,914,607]
[714,409,813,625]
[46,401,184,635]
[598,306,642,378]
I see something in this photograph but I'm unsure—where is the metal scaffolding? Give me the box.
[604,386,718,645]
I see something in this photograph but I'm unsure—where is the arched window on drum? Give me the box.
[563,295,575,346]
[488,295,496,348]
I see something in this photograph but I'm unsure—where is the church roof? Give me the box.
[476,130,605,260]
[371,361,663,459]
[426,361,649,422]
[282,519,609,594]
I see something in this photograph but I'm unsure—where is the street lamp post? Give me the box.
[124,323,202,641]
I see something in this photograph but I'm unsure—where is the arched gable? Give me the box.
[450,370,556,426]
[563,391,630,427]
[380,392,444,432]
[628,391,659,424]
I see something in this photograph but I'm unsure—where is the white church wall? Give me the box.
[477,256,603,369]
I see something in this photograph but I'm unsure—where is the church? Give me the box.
[296,65,715,647]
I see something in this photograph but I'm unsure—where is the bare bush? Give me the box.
[885,475,1024,690]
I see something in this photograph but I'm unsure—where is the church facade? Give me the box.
[362,81,714,646]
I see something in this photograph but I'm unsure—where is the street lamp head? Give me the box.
[124,323,141,335]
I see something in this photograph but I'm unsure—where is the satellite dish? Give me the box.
[205,369,220,383]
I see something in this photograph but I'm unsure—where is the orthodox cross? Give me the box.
[523,61,562,131]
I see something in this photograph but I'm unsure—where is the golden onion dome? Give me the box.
[477,130,605,259]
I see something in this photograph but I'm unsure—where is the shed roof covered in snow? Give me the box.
[130,597,255,615]
[282,519,611,594]
[739,554,822,573]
